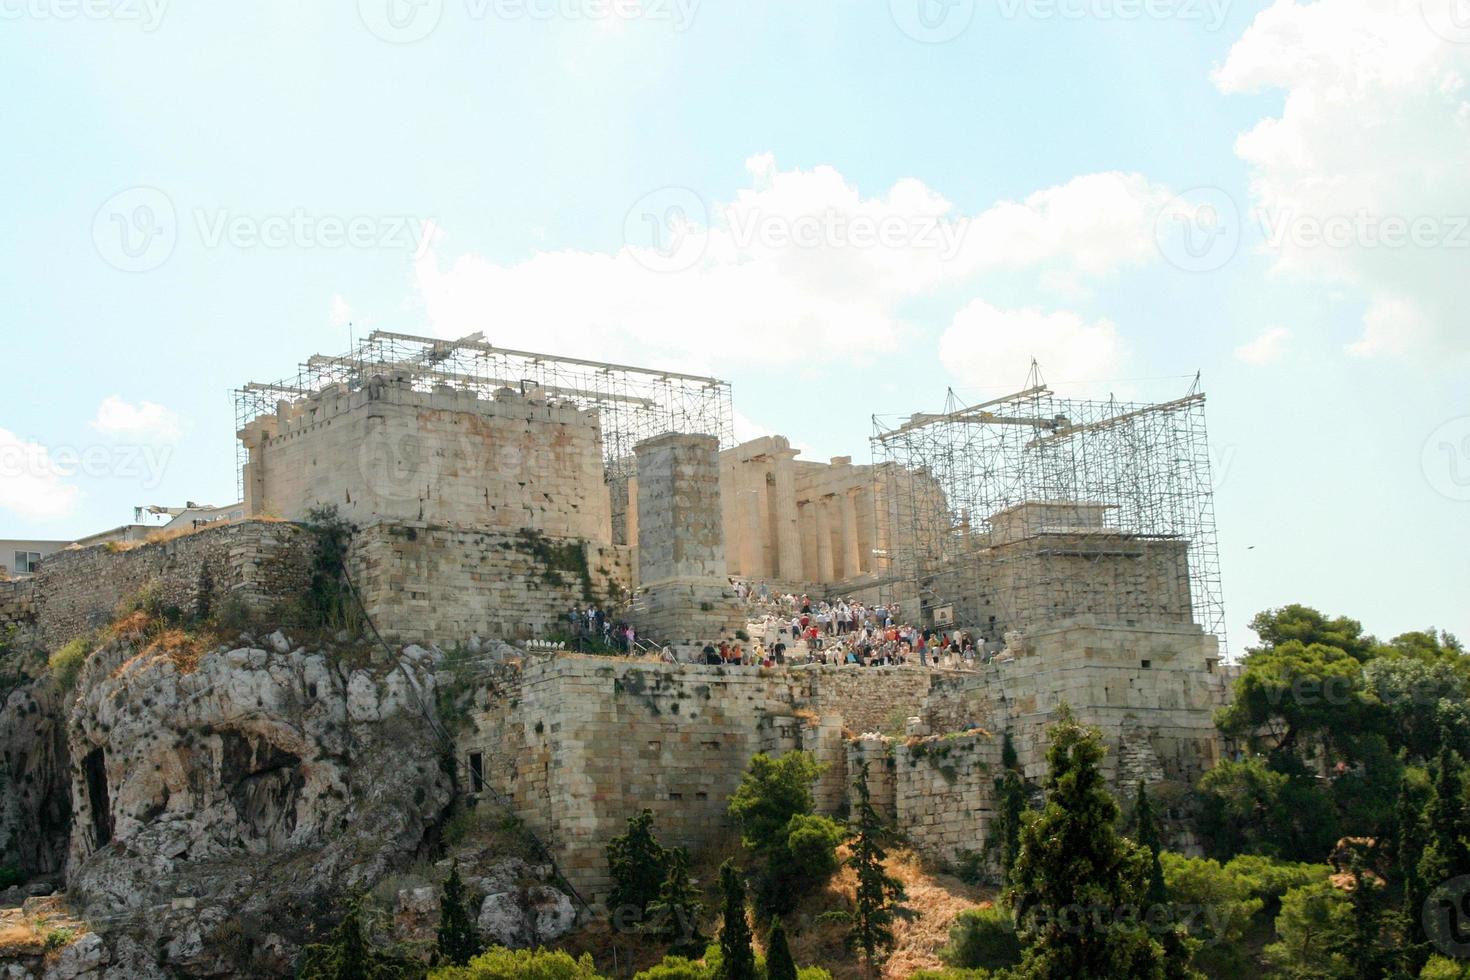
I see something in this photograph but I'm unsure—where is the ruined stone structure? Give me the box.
[239,375,612,544]
[630,434,745,646]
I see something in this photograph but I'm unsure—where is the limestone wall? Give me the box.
[632,434,744,646]
[849,731,1002,866]
[347,521,631,645]
[239,375,613,544]
[31,521,313,648]
[0,579,36,633]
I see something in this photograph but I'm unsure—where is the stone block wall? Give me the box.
[632,434,744,646]
[850,731,1002,866]
[347,521,632,645]
[31,521,313,648]
[0,579,36,632]
[240,375,613,544]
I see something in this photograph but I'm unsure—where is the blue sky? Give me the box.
[1,0,1466,656]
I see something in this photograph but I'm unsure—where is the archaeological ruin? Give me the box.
[0,329,1234,935]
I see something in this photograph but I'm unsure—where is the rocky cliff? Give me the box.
[0,628,569,978]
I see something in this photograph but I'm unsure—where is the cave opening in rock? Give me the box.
[82,747,113,848]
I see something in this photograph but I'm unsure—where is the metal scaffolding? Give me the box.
[871,366,1226,650]
[234,331,734,539]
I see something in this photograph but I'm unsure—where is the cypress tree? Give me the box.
[1006,707,1191,980]
[646,846,705,956]
[993,733,1027,884]
[765,915,798,980]
[606,808,670,930]
[436,861,479,966]
[1347,853,1386,980]
[716,860,757,980]
[847,761,909,976]
[1395,773,1432,977]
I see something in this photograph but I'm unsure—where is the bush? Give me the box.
[47,636,91,690]
[0,865,24,889]
[938,906,1021,971]
[632,956,708,980]
[430,946,602,979]
[782,814,843,884]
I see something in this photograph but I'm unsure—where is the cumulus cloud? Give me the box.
[410,157,1173,375]
[1235,326,1293,365]
[90,396,183,441]
[0,428,82,521]
[1215,0,1470,359]
[938,301,1127,390]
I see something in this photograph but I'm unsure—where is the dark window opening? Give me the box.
[468,752,485,792]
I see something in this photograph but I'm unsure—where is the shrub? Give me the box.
[0,865,24,889]
[47,637,91,690]
[782,813,843,884]
[632,957,708,980]
[938,906,1021,971]
[429,947,602,979]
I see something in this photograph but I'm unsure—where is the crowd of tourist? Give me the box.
[562,580,1003,670]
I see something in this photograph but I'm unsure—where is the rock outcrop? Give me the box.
[2,633,461,977]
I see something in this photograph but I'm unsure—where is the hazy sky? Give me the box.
[1,0,1466,656]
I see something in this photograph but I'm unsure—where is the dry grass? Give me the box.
[0,919,44,956]
[102,514,283,554]
[142,627,213,674]
[785,845,993,980]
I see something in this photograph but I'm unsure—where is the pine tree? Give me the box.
[847,761,909,976]
[1006,707,1192,980]
[765,915,798,980]
[716,860,757,980]
[1134,781,1196,980]
[993,733,1027,884]
[436,860,479,966]
[606,808,670,930]
[645,846,705,956]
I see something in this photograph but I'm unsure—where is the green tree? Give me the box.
[1197,755,1340,861]
[300,897,419,980]
[765,915,797,980]
[607,809,671,930]
[429,946,602,979]
[1006,708,1190,980]
[1346,854,1388,980]
[727,751,840,914]
[1395,769,1434,977]
[715,861,757,980]
[991,733,1027,885]
[1249,605,1375,662]
[846,761,909,976]
[938,906,1022,971]
[1263,881,1353,979]
[1419,744,1470,888]
[646,846,705,956]
[437,862,480,967]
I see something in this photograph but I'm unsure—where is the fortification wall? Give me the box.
[347,522,631,645]
[0,579,36,633]
[849,731,1002,865]
[240,376,613,543]
[455,623,1227,899]
[31,521,313,648]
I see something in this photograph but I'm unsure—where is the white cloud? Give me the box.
[329,294,353,328]
[410,158,1173,375]
[938,301,1127,391]
[90,396,182,441]
[0,428,82,521]
[1215,0,1470,359]
[1235,326,1293,364]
